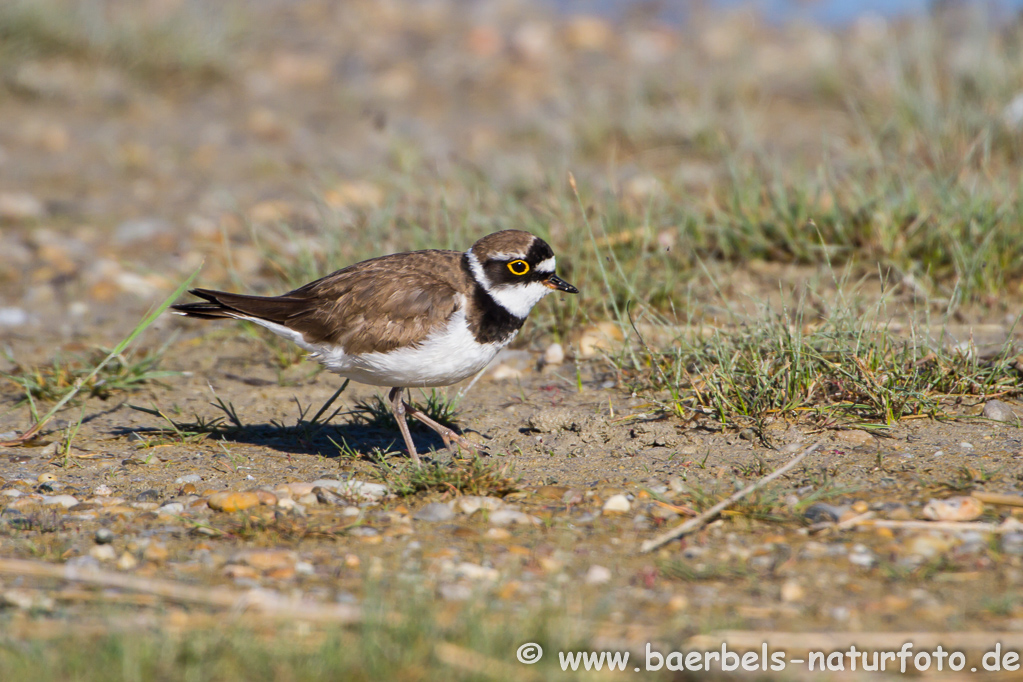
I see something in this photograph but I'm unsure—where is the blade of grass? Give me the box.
[0,268,200,446]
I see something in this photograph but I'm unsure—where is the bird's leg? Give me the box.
[402,399,483,457]
[389,387,421,467]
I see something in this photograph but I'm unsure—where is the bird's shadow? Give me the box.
[114,414,451,460]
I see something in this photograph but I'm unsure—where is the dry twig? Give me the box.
[640,439,824,553]
[0,558,361,623]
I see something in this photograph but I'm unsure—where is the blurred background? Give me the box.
[2,0,1023,344]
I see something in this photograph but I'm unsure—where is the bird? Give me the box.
[171,230,578,465]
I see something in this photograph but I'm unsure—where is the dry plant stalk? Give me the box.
[0,557,361,624]
[640,439,824,553]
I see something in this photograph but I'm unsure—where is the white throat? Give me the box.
[466,249,552,319]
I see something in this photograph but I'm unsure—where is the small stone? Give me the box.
[576,322,623,358]
[223,564,260,580]
[904,534,954,560]
[255,490,277,506]
[143,542,169,563]
[454,562,499,581]
[233,549,297,572]
[584,565,612,585]
[803,503,846,524]
[923,496,984,522]
[602,494,631,514]
[834,430,874,447]
[848,544,875,568]
[342,506,360,517]
[158,502,185,515]
[116,552,138,571]
[456,496,504,514]
[207,491,261,512]
[960,442,974,451]
[174,474,201,485]
[89,545,116,561]
[2,589,52,611]
[297,493,318,506]
[489,509,540,526]
[314,487,346,506]
[0,193,46,222]
[528,408,580,433]
[94,528,115,544]
[484,528,512,540]
[41,494,78,508]
[93,485,113,497]
[439,583,473,601]
[1002,532,1023,556]
[780,579,805,602]
[984,400,1020,425]
[543,343,565,365]
[0,308,29,327]
[135,489,161,502]
[414,502,455,522]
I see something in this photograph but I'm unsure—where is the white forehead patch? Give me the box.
[535,256,555,273]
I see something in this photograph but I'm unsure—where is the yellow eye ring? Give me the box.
[508,259,530,275]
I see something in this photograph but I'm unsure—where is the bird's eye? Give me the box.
[507,259,530,275]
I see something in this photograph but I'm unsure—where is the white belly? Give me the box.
[240,309,513,388]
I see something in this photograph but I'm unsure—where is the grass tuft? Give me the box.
[373,454,519,498]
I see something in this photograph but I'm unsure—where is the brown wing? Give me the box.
[172,250,471,355]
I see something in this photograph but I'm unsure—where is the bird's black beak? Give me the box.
[544,273,578,294]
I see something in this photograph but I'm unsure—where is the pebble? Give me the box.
[484,528,512,540]
[960,442,974,451]
[456,496,504,515]
[414,502,455,522]
[158,502,185,515]
[174,474,202,485]
[984,400,1020,424]
[1002,532,1023,556]
[528,408,580,433]
[0,308,29,327]
[89,545,116,561]
[311,479,388,501]
[803,503,846,524]
[923,496,984,522]
[602,494,631,514]
[904,534,954,561]
[543,342,565,365]
[136,489,161,502]
[207,491,261,512]
[2,589,53,611]
[848,544,876,568]
[93,485,113,497]
[454,562,500,581]
[116,552,138,571]
[94,528,115,544]
[833,429,874,447]
[314,487,346,506]
[232,549,297,571]
[0,192,46,222]
[41,494,78,508]
[780,579,805,602]
[276,498,305,514]
[439,584,473,601]
[584,565,612,585]
[489,509,540,526]
[143,543,169,563]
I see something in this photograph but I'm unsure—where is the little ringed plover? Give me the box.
[171,230,578,465]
